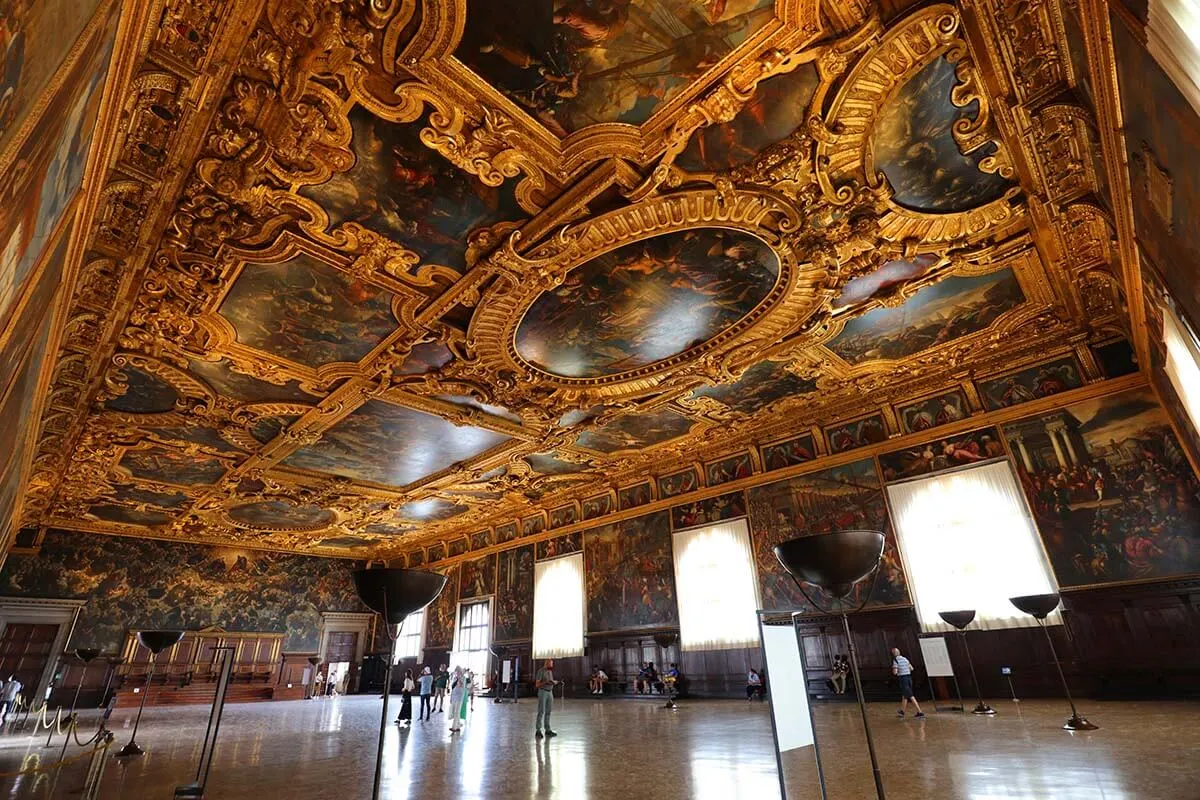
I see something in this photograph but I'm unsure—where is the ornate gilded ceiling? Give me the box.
[20,0,1137,557]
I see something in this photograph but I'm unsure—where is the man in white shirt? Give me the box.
[1,675,23,723]
[589,666,609,695]
[891,648,924,718]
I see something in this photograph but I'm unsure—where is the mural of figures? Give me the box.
[581,494,613,520]
[300,107,524,274]
[119,446,227,487]
[447,538,468,558]
[104,368,178,414]
[524,451,584,475]
[84,504,171,527]
[833,255,940,309]
[0,224,65,405]
[426,543,445,563]
[1002,388,1200,587]
[516,229,778,378]
[747,459,909,612]
[826,414,888,455]
[112,485,189,509]
[897,390,970,434]
[495,545,534,642]
[549,504,577,528]
[218,254,397,368]
[399,341,455,375]
[187,358,317,405]
[397,498,468,522]
[690,360,816,415]
[496,523,519,544]
[148,425,244,455]
[576,408,695,453]
[618,482,653,510]
[0,305,51,468]
[978,356,1083,411]
[228,500,334,530]
[658,468,699,499]
[760,433,817,471]
[584,511,678,632]
[522,514,546,537]
[469,530,492,550]
[707,452,753,485]
[671,490,747,530]
[874,55,1013,212]
[678,63,820,171]
[0,530,365,651]
[457,0,776,136]
[459,554,497,599]
[536,533,580,560]
[424,566,459,648]
[828,269,1025,364]
[407,549,424,567]
[878,427,1005,482]
[282,399,510,488]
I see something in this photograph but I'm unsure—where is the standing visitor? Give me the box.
[0,676,21,723]
[396,669,414,727]
[434,664,449,712]
[448,667,469,733]
[832,655,848,695]
[534,659,557,739]
[891,647,925,718]
[417,666,434,721]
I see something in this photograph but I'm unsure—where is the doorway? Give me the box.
[0,598,86,702]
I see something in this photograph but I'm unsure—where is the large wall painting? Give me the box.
[0,530,365,652]
[459,553,496,600]
[760,433,816,471]
[576,408,695,453]
[877,426,1006,482]
[1002,388,1200,587]
[827,268,1025,364]
[217,254,397,367]
[515,229,779,378]
[896,389,970,434]
[583,511,678,633]
[456,0,776,135]
[300,107,524,274]
[282,399,510,487]
[747,459,909,612]
[494,545,533,642]
[423,565,459,649]
[977,356,1083,411]
[874,55,1013,212]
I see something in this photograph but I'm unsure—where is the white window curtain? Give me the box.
[1149,0,1200,117]
[449,600,492,678]
[886,461,1060,633]
[532,553,585,659]
[395,608,424,661]
[1163,301,1200,433]
[671,519,761,651]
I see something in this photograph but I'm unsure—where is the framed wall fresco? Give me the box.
[535,533,581,561]
[825,413,887,455]
[977,356,1084,411]
[580,493,613,521]
[520,513,546,537]
[469,530,492,551]
[706,452,753,486]
[877,426,1007,482]
[0,529,365,651]
[896,389,971,435]
[407,549,424,568]
[670,491,748,531]
[423,566,459,649]
[495,522,518,545]
[617,482,653,511]
[494,545,534,642]
[425,542,445,564]
[583,511,678,633]
[548,504,577,529]
[447,537,468,558]
[459,553,496,600]
[1002,387,1200,588]
[760,433,817,472]
[746,459,909,613]
[657,467,700,500]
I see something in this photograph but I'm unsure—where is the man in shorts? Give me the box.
[891,648,925,718]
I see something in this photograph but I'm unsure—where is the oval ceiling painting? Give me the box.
[514,229,780,378]
[228,500,335,530]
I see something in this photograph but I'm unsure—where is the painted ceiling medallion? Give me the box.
[228,500,336,531]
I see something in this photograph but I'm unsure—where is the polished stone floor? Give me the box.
[0,696,1195,799]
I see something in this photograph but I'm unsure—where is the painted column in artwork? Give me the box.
[1012,434,1033,472]
[1061,431,1080,465]
[1046,424,1068,469]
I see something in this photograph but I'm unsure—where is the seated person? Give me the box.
[588,666,609,695]
[635,662,654,694]
[746,668,765,701]
[646,661,661,694]
[663,663,681,697]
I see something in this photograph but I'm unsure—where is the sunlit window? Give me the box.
[886,461,1060,632]
[449,600,491,680]
[532,553,585,659]
[394,609,424,662]
[1149,0,1200,116]
[1163,301,1200,433]
[672,519,761,650]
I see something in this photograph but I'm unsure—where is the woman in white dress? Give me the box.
[448,666,470,733]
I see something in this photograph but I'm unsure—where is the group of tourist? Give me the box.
[394,663,476,733]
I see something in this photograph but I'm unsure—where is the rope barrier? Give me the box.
[0,737,108,778]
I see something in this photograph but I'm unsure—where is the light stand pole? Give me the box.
[775,530,888,800]
[352,568,448,800]
[1009,593,1097,731]
[116,630,184,757]
[938,611,994,715]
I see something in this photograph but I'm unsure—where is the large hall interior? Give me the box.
[0,0,1198,798]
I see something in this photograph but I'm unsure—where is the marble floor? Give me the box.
[0,695,1194,799]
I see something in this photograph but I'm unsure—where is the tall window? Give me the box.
[671,519,761,650]
[1149,0,1200,116]
[394,608,424,662]
[1163,301,1200,432]
[886,461,1060,632]
[532,552,584,659]
[450,600,491,680]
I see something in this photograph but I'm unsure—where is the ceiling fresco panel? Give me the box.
[118,446,228,487]
[282,399,511,488]
[574,408,696,453]
[187,359,319,405]
[104,367,179,414]
[689,359,816,415]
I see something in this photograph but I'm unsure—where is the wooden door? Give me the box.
[0,623,58,701]
[325,631,358,662]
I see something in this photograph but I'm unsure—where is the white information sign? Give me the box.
[502,659,512,684]
[760,622,815,752]
[918,636,955,678]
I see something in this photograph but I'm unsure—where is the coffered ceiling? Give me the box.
[21,0,1139,557]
